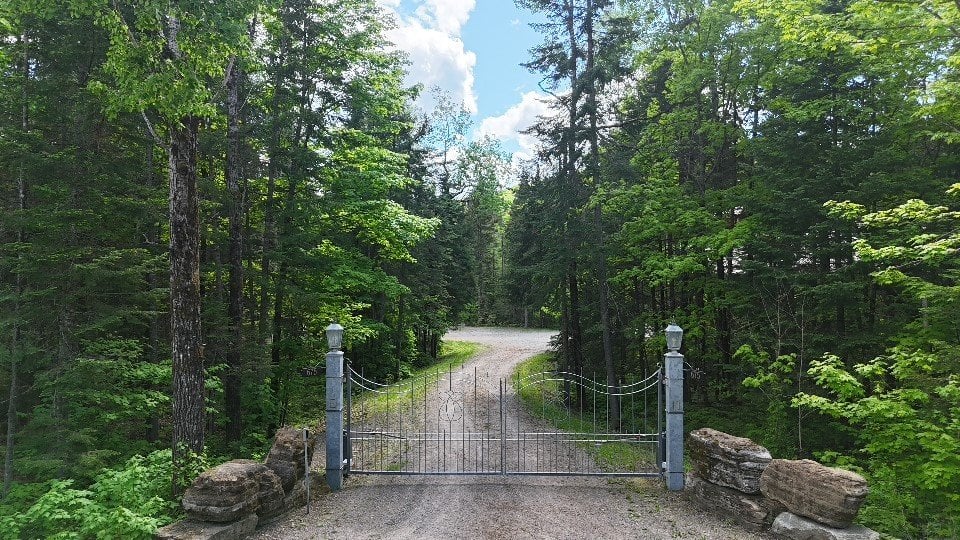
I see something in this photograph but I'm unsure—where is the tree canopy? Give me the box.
[1,0,958,537]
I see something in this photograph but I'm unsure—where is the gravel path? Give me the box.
[250,327,769,539]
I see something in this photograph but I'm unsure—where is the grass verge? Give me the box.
[349,340,485,417]
[512,352,658,472]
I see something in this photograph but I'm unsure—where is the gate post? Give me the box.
[664,324,685,491]
[325,324,345,492]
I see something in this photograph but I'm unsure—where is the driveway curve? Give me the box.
[249,327,769,540]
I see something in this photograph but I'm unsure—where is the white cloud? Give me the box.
[378,1,478,114]
[416,0,475,35]
[477,91,556,162]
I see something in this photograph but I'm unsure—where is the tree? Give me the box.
[796,190,960,537]
[51,0,257,486]
[516,0,637,422]
[0,2,168,496]
[459,139,511,324]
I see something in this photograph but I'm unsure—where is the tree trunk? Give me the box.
[564,0,584,395]
[268,268,285,434]
[145,139,162,443]
[583,0,619,429]
[4,33,29,500]
[595,207,620,428]
[567,266,584,382]
[560,285,571,407]
[268,147,302,433]
[260,36,287,341]
[3,155,24,501]
[224,57,245,443]
[169,115,204,491]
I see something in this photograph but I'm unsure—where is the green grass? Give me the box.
[512,352,658,472]
[434,340,484,371]
[349,340,485,417]
[297,340,485,429]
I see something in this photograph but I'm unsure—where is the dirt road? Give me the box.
[249,327,767,539]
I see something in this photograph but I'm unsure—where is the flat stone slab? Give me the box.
[688,428,772,494]
[761,460,868,528]
[771,512,879,540]
[155,515,257,540]
[689,473,785,531]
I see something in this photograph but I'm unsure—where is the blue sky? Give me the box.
[376,0,555,161]
[461,2,542,120]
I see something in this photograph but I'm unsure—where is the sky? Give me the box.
[375,0,555,163]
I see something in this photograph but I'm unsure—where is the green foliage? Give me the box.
[738,345,801,456]
[0,0,452,526]
[510,0,960,536]
[2,450,184,539]
[794,186,960,537]
[80,0,256,122]
[797,348,960,538]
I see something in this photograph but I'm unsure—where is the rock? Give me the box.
[267,459,298,494]
[265,426,314,494]
[760,459,869,528]
[283,479,308,509]
[239,460,285,520]
[155,515,257,540]
[771,512,880,540]
[689,474,785,531]
[258,478,310,527]
[181,460,260,522]
[688,428,772,494]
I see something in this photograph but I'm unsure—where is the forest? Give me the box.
[1,0,958,538]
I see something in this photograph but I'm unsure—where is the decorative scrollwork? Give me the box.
[438,390,464,421]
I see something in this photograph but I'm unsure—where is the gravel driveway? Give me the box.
[249,327,768,539]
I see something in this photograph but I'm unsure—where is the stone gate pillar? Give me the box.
[664,350,685,491]
[325,349,344,491]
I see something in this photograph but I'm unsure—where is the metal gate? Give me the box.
[343,361,665,479]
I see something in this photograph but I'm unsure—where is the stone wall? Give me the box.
[688,428,880,540]
[156,427,327,540]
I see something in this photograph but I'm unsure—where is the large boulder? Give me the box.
[181,460,261,523]
[771,512,880,540]
[258,477,309,527]
[760,460,869,528]
[689,474,785,531]
[265,426,315,494]
[228,459,286,521]
[688,428,772,494]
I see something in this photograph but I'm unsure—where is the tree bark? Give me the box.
[224,57,245,443]
[4,33,29,500]
[564,0,585,389]
[3,148,24,501]
[260,19,288,341]
[169,115,204,490]
[268,269,285,434]
[145,139,163,443]
[584,0,620,429]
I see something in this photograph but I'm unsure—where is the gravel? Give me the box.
[249,327,771,539]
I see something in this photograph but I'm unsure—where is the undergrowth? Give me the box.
[0,449,212,540]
